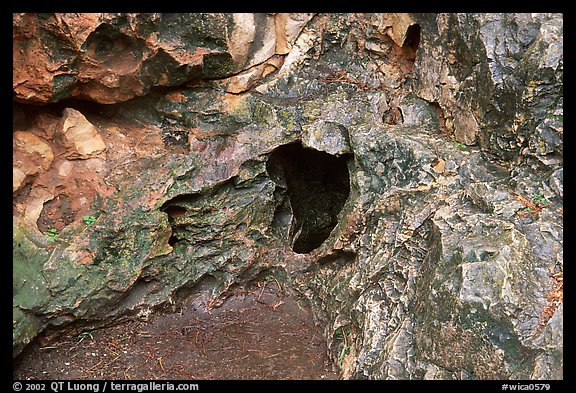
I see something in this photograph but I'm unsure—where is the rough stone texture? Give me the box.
[13,13,562,380]
[13,13,314,104]
[58,108,107,159]
[411,13,563,162]
[13,131,54,193]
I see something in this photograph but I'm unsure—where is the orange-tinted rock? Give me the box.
[13,131,54,193]
[13,13,315,105]
[58,108,107,159]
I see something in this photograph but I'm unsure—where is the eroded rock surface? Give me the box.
[13,13,562,380]
[13,13,314,104]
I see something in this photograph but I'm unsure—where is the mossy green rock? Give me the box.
[13,13,562,380]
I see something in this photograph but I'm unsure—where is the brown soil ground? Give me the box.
[13,282,338,380]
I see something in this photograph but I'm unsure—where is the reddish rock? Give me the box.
[13,13,315,104]
[57,108,106,159]
[13,131,54,193]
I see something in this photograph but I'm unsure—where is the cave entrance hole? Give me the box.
[266,141,352,254]
[403,24,421,54]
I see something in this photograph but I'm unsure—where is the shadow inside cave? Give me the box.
[266,141,352,254]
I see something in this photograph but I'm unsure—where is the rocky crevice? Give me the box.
[266,141,352,254]
[13,13,562,380]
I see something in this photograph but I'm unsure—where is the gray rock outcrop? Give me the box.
[13,13,562,380]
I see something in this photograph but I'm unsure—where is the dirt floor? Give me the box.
[13,282,338,380]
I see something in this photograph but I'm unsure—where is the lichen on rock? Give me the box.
[13,13,562,380]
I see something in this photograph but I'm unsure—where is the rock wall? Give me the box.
[13,13,562,379]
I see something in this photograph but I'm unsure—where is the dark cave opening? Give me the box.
[266,141,351,254]
[404,24,421,52]
[160,193,200,248]
[401,23,421,62]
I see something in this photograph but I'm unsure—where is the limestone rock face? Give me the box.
[13,13,562,380]
[13,131,53,192]
[13,13,314,104]
[58,108,106,159]
[411,13,563,161]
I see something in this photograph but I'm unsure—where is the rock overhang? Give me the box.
[13,13,563,380]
